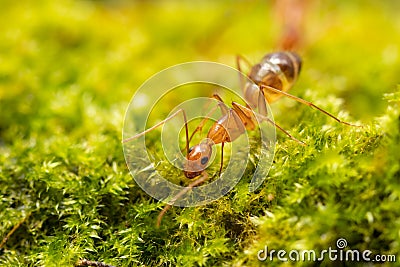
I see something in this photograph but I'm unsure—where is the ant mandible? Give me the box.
[123,51,359,226]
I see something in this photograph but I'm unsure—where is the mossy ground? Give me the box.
[1,1,400,266]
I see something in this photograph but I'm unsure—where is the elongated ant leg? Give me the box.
[236,54,253,73]
[188,104,219,144]
[156,172,209,227]
[236,55,253,90]
[209,95,242,177]
[210,102,252,176]
[212,93,230,113]
[187,94,230,144]
[232,101,307,145]
[219,142,225,176]
[257,91,306,145]
[260,84,361,127]
[256,113,307,146]
[122,108,190,158]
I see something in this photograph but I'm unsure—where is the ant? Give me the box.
[123,51,359,227]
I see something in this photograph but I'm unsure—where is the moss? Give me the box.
[1,1,399,266]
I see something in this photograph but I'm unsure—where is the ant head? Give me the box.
[183,141,213,179]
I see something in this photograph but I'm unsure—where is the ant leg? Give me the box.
[255,91,307,145]
[122,108,191,158]
[187,94,230,144]
[232,101,307,145]
[188,104,218,144]
[256,113,307,146]
[236,54,253,73]
[218,142,225,176]
[212,93,231,116]
[236,55,253,91]
[158,95,229,226]
[156,172,209,227]
[260,84,361,127]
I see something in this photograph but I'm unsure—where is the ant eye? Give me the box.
[201,156,209,165]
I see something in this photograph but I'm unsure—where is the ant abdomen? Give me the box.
[262,52,302,83]
[248,51,302,103]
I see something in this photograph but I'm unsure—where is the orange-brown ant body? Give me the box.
[123,52,358,226]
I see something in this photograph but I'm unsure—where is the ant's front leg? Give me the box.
[186,94,230,144]
[156,172,210,227]
[122,108,191,159]
[219,142,225,177]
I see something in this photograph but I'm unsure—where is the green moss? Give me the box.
[1,1,399,266]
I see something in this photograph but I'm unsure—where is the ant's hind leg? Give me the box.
[260,84,361,127]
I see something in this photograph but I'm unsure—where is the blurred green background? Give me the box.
[1,0,399,266]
